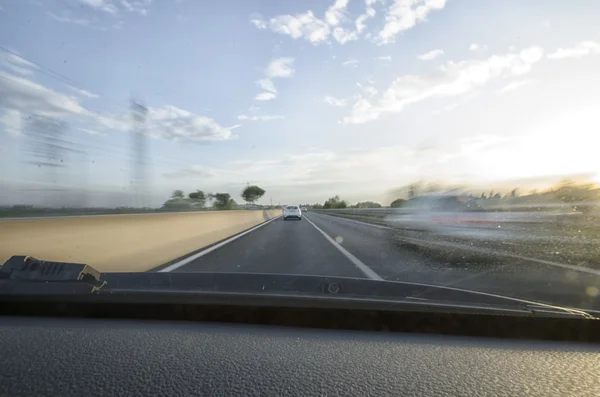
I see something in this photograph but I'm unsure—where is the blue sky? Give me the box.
[1,0,600,206]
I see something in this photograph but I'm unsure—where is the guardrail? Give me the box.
[312,208,408,218]
[314,202,598,216]
[313,205,591,226]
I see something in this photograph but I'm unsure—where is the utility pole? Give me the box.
[130,99,148,208]
[23,114,72,206]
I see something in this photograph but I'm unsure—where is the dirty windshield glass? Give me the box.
[1,0,600,313]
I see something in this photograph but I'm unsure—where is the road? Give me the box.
[168,212,600,311]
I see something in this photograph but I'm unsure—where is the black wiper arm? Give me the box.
[0,256,106,294]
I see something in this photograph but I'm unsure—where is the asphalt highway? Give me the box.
[170,212,600,311]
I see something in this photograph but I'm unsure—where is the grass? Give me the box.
[321,211,600,270]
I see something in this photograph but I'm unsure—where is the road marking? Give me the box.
[304,215,383,281]
[315,212,600,276]
[159,215,281,272]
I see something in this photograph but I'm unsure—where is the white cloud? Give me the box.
[469,43,488,51]
[357,83,378,96]
[189,145,442,203]
[0,69,234,143]
[342,58,359,67]
[324,96,347,107]
[268,11,331,45]
[547,40,600,60]
[342,46,544,124]
[2,63,33,76]
[417,49,444,60]
[325,0,349,26]
[376,0,447,45]
[0,70,88,117]
[332,27,359,44]
[121,0,152,16]
[163,165,216,180]
[266,57,295,78]
[375,55,392,61]
[250,58,294,102]
[47,12,93,27]
[256,78,277,93]
[2,53,38,69]
[80,0,118,14]
[0,53,39,76]
[68,85,99,99]
[79,128,105,136]
[496,79,532,94]
[256,0,362,46]
[432,102,459,115]
[356,0,377,33]
[255,92,277,101]
[237,114,284,121]
[250,17,267,29]
[95,107,239,144]
[145,106,237,143]
[0,109,22,136]
[252,0,385,46]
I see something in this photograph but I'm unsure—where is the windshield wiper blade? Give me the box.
[524,304,597,319]
[0,255,106,293]
[406,281,597,319]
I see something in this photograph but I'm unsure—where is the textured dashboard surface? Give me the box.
[0,317,599,397]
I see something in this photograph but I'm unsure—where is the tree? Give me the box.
[172,190,184,199]
[390,198,406,208]
[323,195,347,209]
[188,190,204,200]
[511,188,519,198]
[226,199,238,210]
[355,201,382,208]
[188,190,206,208]
[212,193,237,210]
[241,185,266,204]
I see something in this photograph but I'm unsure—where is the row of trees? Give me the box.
[163,185,266,211]
[163,179,599,212]
[308,196,382,209]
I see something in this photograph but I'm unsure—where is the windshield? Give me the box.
[1,0,599,314]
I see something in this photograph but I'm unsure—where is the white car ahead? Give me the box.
[283,205,302,221]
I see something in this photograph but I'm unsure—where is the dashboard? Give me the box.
[1,313,599,396]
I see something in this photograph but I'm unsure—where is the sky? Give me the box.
[1,0,600,207]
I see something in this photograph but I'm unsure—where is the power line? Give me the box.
[0,45,83,90]
[0,45,129,107]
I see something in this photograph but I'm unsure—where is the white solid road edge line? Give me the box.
[159,215,282,272]
[304,215,383,281]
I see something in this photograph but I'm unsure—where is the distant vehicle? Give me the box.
[300,206,307,212]
[283,205,302,221]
